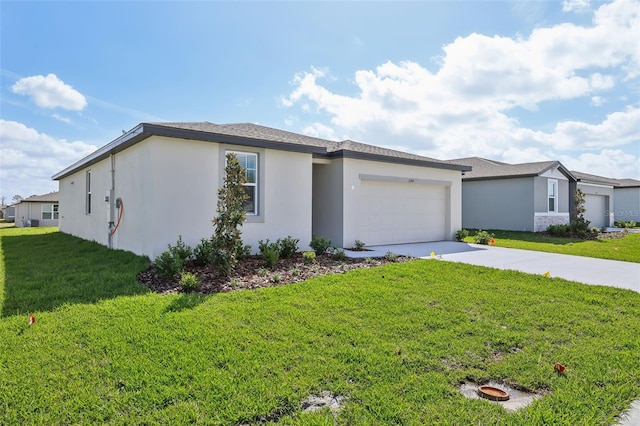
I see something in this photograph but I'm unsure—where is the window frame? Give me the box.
[548,179,558,213]
[41,204,59,220]
[86,170,92,215]
[227,150,259,216]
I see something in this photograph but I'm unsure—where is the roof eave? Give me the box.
[325,150,472,172]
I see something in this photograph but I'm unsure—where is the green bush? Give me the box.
[384,251,398,262]
[193,238,214,266]
[179,272,200,292]
[330,248,347,261]
[547,224,572,237]
[155,236,193,279]
[473,230,495,245]
[302,251,316,264]
[277,236,299,259]
[455,229,469,242]
[615,220,637,229]
[258,239,280,268]
[310,234,332,255]
[354,240,366,250]
[235,242,252,260]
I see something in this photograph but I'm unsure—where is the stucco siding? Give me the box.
[463,178,534,231]
[613,188,640,223]
[14,202,59,227]
[341,158,462,247]
[312,160,344,247]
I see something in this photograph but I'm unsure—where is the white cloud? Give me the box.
[563,0,591,13]
[282,0,640,178]
[0,120,96,198]
[559,149,640,179]
[52,114,72,124]
[590,96,604,106]
[11,74,87,111]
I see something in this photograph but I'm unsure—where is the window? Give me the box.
[228,151,258,215]
[548,180,558,212]
[86,170,92,214]
[42,204,59,220]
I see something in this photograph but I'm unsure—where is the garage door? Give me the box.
[357,180,446,245]
[584,194,607,228]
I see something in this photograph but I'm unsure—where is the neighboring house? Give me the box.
[570,171,617,228]
[449,157,574,232]
[53,122,470,260]
[13,192,60,228]
[613,179,640,224]
[2,205,16,222]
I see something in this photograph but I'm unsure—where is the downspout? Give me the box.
[107,153,116,248]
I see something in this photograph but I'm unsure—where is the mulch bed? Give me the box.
[138,253,413,295]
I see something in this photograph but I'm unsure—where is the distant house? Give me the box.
[52,122,470,259]
[14,192,60,228]
[3,205,15,222]
[450,157,574,232]
[570,171,618,228]
[613,179,640,224]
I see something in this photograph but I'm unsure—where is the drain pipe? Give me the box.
[107,153,116,248]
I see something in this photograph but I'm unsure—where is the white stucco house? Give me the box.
[449,157,574,232]
[52,122,470,260]
[13,192,59,228]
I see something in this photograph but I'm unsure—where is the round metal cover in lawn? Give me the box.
[477,385,510,401]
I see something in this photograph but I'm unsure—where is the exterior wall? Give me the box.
[339,158,462,247]
[533,174,570,232]
[59,136,313,259]
[312,160,344,247]
[576,182,614,227]
[14,202,59,227]
[462,178,534,231]
[613,188,640,223]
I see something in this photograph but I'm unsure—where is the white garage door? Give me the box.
[358,180,446,245]
[584,194,607,228]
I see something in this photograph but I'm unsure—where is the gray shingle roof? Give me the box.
[449,157,570,180]
[19,192,59,203]
[615,178,640,188]
[571,170,621,186]
[53,122,470,179]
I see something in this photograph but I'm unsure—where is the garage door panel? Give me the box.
[358,181,446,245]
[584,194,607,228]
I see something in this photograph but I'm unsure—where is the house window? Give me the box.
[86,170,92,214]
[548,180,558,213]
[227,151,258,215]
[42,204,59,220]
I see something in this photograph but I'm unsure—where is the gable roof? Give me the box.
[449,157,574,181]
[53,122,470,180]
[17,192,59,203]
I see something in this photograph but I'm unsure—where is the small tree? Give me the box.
[211,153,248,275]
[571,188,590,236]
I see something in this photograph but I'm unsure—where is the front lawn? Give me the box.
[1,228,639,424]
[465,229,640,263]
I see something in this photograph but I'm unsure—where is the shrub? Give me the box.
[354,240,366,250]
[302,251,316,264]
[310,234,332,255]
[473,230,495,245]
[455,229,469,242]
[235,242,252,260]
[547,224,572,237]
[278,236,299,259]
[155,236,193,279]
[271,273,281,283]
[330,248,347,261]
[615,220,637,229]
[258,239,280,268]
[193,238,214,266]
[155,250,184,279]
[384,251,398,262]
[179,272,200,292]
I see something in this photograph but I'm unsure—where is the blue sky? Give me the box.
[1,0,639,201]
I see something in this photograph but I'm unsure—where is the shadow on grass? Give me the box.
[482,230,586,246]
[1,231,151,318]
[165,293,207,313]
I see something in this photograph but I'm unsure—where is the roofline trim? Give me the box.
[325,150,472,172]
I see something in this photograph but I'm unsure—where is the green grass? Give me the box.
[465,229,640,263]
[1,228,639,425]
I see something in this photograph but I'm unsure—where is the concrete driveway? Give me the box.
[347,241,640,293]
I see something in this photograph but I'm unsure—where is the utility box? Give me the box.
[27,219,39,227]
